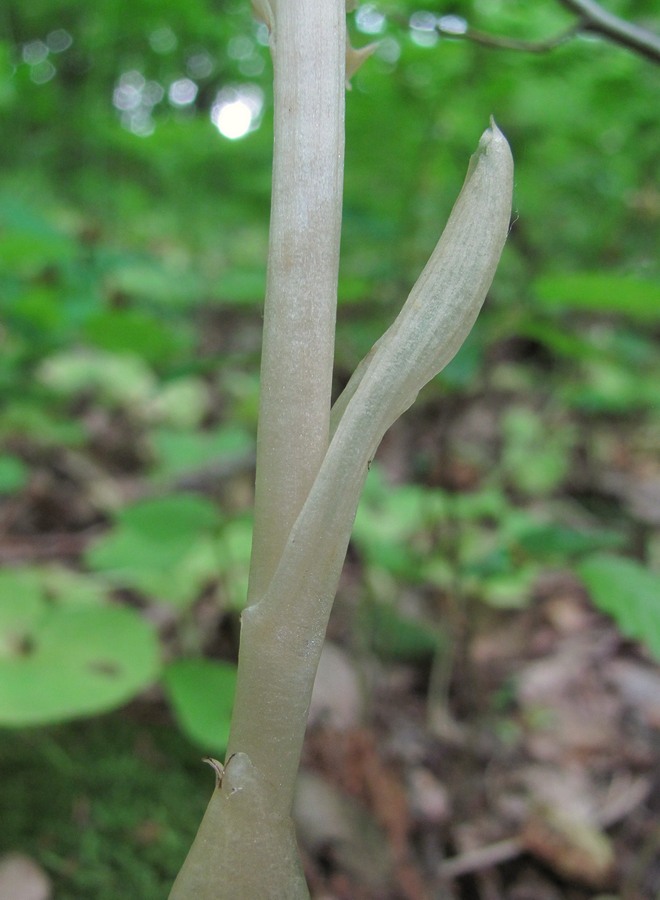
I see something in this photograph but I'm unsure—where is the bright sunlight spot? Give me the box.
[211,85,264,140]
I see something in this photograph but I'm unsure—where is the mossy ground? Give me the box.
[0,709,210,898]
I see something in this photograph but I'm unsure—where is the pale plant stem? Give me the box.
[247,0,345,603]
[227,0,346,806]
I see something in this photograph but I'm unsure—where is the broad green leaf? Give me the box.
[116,494,221,540]
[579,554,660,660]
[0,605,160,726]
[86,494,222,606]
[91,540,218,606]
[84,309,191,365]
[0,567,108,659]
[0,569,44,657]
[38,565,108,607]
[150,427,254,479]
[515,523,624,561]
[534,274,660,322]
[163,658,237,752]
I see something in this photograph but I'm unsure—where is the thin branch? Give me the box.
[435,0,660,64]
[446,23,581,54]
[558,0,660,64]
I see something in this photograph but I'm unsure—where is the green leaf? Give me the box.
[151,426,254,479]
[163,658,237,752]
[477,566,538,610]
[0,605,160,726]
[110,262,203,308]
[578,554,660,660]
[39,350,157,409]
[359,600,443,662]
[0,199,76,276]
[515,523,624,561]
[38,565,108,607]
[0,570,44,656]
[534,274,660,322]
[150,378,209,430]
[214,516,252,610]
[85,494,222,606]
[84,309,191,365]
[116,494,221,541]
[516,319,603,361]
[8,287,65,334]
[213,268,266,306]
[500,407,574,495]
[0,454,28,493]
[560,359,658,413]
[0,401,85,447]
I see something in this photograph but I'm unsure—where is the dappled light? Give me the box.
[437,14,468,36]
[186,49,214,79]
[168,77,198,107]
[149,25,177,54]
[355,3,386,36]
[112,70,164,136]
[21,30,72,84]
[409,11,440,47]
[21,40,48,65]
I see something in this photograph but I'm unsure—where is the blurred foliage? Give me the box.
[0,0,659,778]
[579,554,660,659]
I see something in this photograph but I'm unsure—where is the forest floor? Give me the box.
[1,334,659,900]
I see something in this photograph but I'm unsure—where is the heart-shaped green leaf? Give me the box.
[0,603,160,726]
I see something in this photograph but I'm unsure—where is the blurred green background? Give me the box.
[0,0,659,896]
